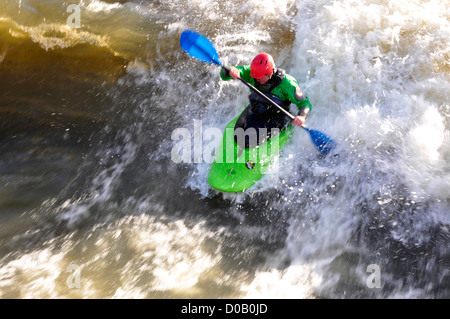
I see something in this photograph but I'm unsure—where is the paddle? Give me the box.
[179,30,336,155]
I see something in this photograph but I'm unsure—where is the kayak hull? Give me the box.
[208,112,293,192]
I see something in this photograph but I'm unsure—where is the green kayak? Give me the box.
[208,108,294,192]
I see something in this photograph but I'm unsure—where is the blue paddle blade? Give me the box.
[303,127,337,155]
[180,30,223,66]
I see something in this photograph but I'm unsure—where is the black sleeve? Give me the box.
[221,67,230,78]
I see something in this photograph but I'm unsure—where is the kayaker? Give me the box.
[220,53,311,130]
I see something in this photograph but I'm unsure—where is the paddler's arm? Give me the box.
[292,88,311,127]
[220,65,252,81]
[220,66,239,80]
[283,76,311,127]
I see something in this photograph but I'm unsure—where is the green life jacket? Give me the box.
[220,65,312,114]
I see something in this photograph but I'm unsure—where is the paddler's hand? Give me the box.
[228,66,240,80]
[292,115,306,127]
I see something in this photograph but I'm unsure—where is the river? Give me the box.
[0,0,448,298]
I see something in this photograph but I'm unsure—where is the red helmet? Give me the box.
[250,53,275,79]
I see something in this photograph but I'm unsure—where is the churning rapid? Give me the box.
[0,0,448,298]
